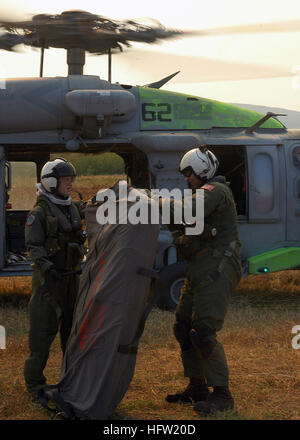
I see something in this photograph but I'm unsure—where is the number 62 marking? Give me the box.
[142,103,172,122]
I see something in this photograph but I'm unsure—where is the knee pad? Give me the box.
[173,320,192,351]
[189,325,217,360]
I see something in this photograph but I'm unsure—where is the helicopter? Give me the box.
[0,9,300,310]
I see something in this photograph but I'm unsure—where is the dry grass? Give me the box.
[120,289,300,421]
[1,173,300,420]
[0,288,300,421]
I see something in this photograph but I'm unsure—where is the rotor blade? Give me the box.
[0,32,26,50]
[114,49,292,84]
[3,15,299,37]
[191,20,300,37]
[0,11,189,54]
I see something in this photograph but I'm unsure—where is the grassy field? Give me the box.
[0,174,300,420]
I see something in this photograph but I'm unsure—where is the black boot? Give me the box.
[194,386,234,415]
[166,378,210,403]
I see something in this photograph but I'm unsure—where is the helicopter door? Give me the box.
[0,146,6,269]
[286,143,300,243]
[245,145,285,251]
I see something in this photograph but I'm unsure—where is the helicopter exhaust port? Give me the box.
[65,89,136,138]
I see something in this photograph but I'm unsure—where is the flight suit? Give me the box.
[167,176,242,387]
[24,194,86,392]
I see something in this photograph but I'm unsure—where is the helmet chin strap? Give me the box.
[195,175,207,187]
[198,172,217,186]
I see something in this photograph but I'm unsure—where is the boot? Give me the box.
[166,378,210,403]
[194,386,234,415]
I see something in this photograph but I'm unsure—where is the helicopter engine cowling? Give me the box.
[65,89,136,120]
[65,89,136,138]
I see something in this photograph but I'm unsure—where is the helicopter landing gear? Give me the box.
[156,261,187,311]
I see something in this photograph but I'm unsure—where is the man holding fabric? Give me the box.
[161,146,242,416]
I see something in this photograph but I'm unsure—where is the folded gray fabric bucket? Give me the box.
[55,182,160,419]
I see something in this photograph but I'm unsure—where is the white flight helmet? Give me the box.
[179,146,219,181]
[41,158,76,194]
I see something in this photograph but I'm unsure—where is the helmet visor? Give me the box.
[53,161,77,177]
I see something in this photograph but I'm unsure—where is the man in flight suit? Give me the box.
[162,146,242,415]
[24,158,86,397]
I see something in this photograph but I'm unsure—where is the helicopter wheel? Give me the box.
[156,262,187,311]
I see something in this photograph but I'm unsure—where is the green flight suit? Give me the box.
[167,176,242,387]
[24,195,86,392]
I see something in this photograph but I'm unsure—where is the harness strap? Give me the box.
[196,241,240,287]
[118,345,138,354]
[36,198,58,243]
[36,197,82,234]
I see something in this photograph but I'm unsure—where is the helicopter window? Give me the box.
[8,162,37,210]
[5,161,37,257]
[293,147,300,169]
[253,154,274,214]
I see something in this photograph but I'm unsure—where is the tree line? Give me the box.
[61,153,125,176]
[11,153,125,177]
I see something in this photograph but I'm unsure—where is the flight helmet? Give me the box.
[179,146,219,182]
[41,157,76,194]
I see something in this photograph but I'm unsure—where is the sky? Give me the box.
[1,0,300,111]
